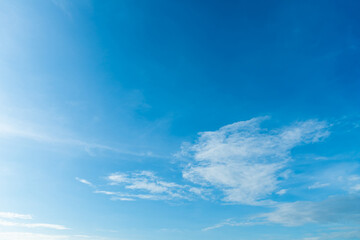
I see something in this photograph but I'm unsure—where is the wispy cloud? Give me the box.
[180,117,329,205]
[301,165,360,194]
[76,177,94,187]
[94,171,206,201]
[275,189,287,195]
[0,212,32,220]
[308,182,330,189]
[348,175,360,192]
[302,229,360,240]
[259,195,360,226]
[350,184,360,191]
[108,171,181,193]
[0,211,67,230]
[204,195,360,232]
[0,120,158,158]
[0,220,68,230]
[202,218,266,231]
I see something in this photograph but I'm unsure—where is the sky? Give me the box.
[0,0,360,239]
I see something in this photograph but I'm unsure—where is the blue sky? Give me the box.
[0,0,360,239]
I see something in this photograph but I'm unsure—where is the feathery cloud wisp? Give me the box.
[95,171,206,201]
[0,212,32,220]
[204,195,360,231]
[0,211,68,230]
[260,195,360,226]
[0,120,155,157]
[0,220,68,230]
[75,177,93,187]
[308,182,330,189]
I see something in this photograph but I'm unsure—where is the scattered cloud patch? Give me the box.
[0,211,67,230]
[308,182,330,189]
[347,175,360,192]
[181,117,329,205]
[348,175,360,182]
[260,195,360,226]
[302,165,360,194]
[350,184,360,191]
[302,230,360,240]
[94,171,207,201]
[205,195,360,231]
[276,189,287,195]
[108,171,181,194]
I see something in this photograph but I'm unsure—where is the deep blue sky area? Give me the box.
[0,1,360,240]
[89,0,360,135]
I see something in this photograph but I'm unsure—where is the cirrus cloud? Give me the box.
[181,117,329,205]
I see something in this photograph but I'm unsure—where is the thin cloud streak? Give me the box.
[202,218,266,231]
[76,177,94,187]
[0,212,32,220]
[0,220,68,230]
[308,182,330,189]
[259,195,360,226]
[0,211,68,230]
[205,195,360,230]
[0,120,162,158]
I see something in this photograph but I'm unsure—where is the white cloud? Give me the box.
[109,171,169,193]
[276,189,287,195]
[0,211,67,230]
[181,117,329,205]
[351,184,360,191]
[202,218,266,231]
[260,195,360,226]
[205,196,360,232]
[308,182,330,189]
[94,171,206,201]
[322,230,360,240]
[94,190,117,195]
[348,175,360,192]
[0,212,32,220]
[303,230,360,240]
[348,175,360,181]
[108,173,128,184]
[107,171,178,193]
[86,118,331,205]
[76,177,93,187]
[0,219,68,230]
[303,166,360,194]
[94,190,171,201]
